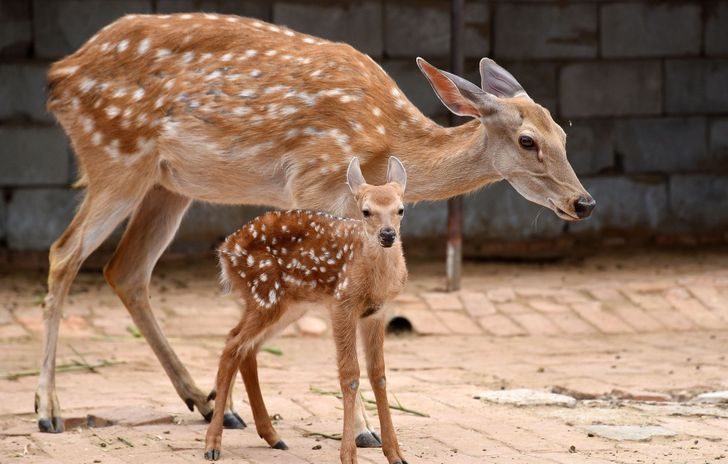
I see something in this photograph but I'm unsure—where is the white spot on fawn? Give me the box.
[117,40,129,53]
[105,106,120,118]
[137,38,151,55]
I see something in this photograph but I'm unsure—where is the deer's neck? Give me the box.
[390,119,501,202]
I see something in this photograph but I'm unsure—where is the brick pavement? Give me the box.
[1,250,728,463]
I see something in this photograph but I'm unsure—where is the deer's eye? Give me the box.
[519,135,536,150]
[397,208,404,216]
[362,209,371,218]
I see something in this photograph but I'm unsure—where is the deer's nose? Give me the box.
[379,227,396,247]
[574,196,596,219]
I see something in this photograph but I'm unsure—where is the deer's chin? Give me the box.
[548,198,580,221]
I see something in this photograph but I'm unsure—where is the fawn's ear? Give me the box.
[347,157,367,194]
[479,57,529,99]
[386,156,407,192]
[416,57,499,118]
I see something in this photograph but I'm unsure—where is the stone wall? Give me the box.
[1,0,727,257]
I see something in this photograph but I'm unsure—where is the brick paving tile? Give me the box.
[665,289,728,329]
[622,290,670,311]
[435,310,484,335]
[587,287,625,302]
[497,302,533,314]
[421,291,463,311]
[529,299,570,313]
[0,324,29,339]
[552,289,592,304]
[546,311,598,335]
[688,285,727,312]
[486,287,516,303]
[571,303,634,334]
[645,309,695,331]
[509,312,562,336]
[606,302,665,333]
[478,314,527,336]
[458,290,496,317]
[397,308,450,335]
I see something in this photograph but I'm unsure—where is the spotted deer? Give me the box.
[206,157,408,463]
[38,12,595,444]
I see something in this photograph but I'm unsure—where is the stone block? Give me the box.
[274,2,382,57]
[560,61,662,117]
[0,64,53,123]
[583,425,676,441]
[669,175,728,231]
[706,2,728,56]
[615,118,709,173]
[6,188,79,250]
[498,61,557,114]
[475,389,577,407]
[174,203,266,251]
[33,0,152,59]
[568,176,668,234]
[494,3,597,59]
[710,119,728,166]
[0,126,71,186]
[0,0,32,56]
[400,199,447,239]
[384,1,490,59]
[665,60,728,114]
[601,3,701,58]
[464,181,564,241]
[566,120,615,176]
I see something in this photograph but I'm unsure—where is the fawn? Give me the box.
[205,157,409,464]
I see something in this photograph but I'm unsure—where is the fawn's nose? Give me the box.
[379,227,397,247]
[574,196,596,219]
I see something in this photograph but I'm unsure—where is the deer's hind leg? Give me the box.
[36,181,149,432]
[103,186,245,427]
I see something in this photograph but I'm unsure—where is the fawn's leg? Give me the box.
[332,309,360,464]
[204,342,241,461]
[239,348,287,450]
[36,185,145,432]
[361,317,407,464]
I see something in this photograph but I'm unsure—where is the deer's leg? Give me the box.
[104,187,244,425]
[332,310,360,464]
[204,338,242,461]
[36,187,144,433]
[361,317,407,464]
[239,347,287,450]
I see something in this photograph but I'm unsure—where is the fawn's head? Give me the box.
[347,157,407,248]
[417,58,595,221]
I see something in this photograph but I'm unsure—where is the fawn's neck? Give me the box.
[390,120,502,202]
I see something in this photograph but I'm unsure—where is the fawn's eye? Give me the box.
[518,135,536,150]
[397,208,404,216]
[362,209,371,218]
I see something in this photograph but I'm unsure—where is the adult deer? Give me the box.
[38,12,595,444]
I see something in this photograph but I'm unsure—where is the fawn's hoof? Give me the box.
[204,449,220,461]
[393,461,409,464]
[355,431,382,448]
[222,411,247,429]
[272,440,288,450]
[38,417,64,433]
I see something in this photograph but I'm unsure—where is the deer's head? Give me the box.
[417,58,595,221]
[347,157,407,248]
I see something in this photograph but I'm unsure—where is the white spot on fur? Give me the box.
[79,78,96,93]
[137,38,151,55]
[372,107,382,117]
[303,37,315,44]
[265,49,277,56]
[250,69,262,78]
[105,106,120,118]
[156,48,171,59]
[117,40,129,52]
[221,52,233,62]
[377,124,386,134]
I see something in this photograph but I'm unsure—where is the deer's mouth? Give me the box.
[548,198,580,221]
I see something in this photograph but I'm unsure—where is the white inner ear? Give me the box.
[347,157,366,193]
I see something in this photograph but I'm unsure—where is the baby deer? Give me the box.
[205,157,409,464]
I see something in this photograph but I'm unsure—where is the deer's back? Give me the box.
[219,210,364,310]
[46,13,410,180]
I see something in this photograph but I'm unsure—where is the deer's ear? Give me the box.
[386,156,407,192]
[479,58,529,99]
[416,57,498,118]
[347,157,367,194]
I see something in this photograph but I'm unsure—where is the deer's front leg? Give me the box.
[361,317,407,464]
[332,310,360,464]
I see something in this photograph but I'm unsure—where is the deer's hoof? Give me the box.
[38,417,64,433]
[204,449,220,461]
[355,431,382,448]
[222,411,247,429]
[272,440,288,450]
